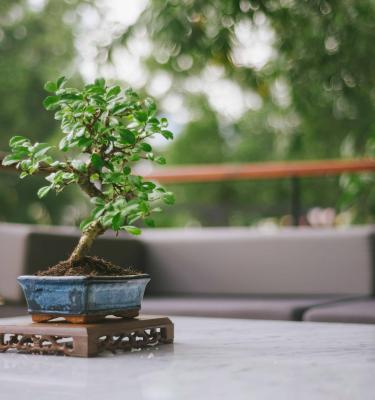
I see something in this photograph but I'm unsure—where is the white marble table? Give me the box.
[0,316,374,400]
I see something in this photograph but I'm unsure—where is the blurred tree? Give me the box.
[3,1,373,227]
[0,0,83,224]
[156,96,235,225]
[120,0,375,156]
[109,0,375,226]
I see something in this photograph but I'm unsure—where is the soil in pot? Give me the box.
[36,256,143,277]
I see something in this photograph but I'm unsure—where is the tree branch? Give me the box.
[0,151,62,175]
[68,220,105,263]
[78,177,104,198]
[0,150,104,199]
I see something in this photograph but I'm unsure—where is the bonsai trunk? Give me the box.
[69,221,104,264]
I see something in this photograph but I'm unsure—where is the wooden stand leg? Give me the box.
[71,336,99,357]
[161,324,174,344]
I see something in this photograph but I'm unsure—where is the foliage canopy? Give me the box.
[3,78,175,242]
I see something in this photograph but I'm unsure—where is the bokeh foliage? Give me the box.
[2,0,375,227]
[115,0,375,226]
[0,0,82,224]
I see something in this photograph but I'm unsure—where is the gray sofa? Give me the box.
[0,223,374,323]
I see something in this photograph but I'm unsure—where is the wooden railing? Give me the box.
[141,159,375,183]
[142,159,375,226]
[2,151,374,181]
[1,152,375,225]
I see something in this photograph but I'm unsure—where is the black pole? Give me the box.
[291,176,301,226]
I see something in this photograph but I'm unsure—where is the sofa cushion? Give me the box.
[140,227,375,296]
[0,305,27,318]
[0,224,32,302]
[303,298,375,324]
[142,295,349,321]
[26,231,145,274]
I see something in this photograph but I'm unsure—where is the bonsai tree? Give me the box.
[2,77,175,268]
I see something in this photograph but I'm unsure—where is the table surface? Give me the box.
[0,315,374,400]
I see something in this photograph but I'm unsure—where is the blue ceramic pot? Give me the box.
[17,275,150,318]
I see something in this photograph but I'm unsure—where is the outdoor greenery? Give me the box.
[2,78,174,261]
[0,0,83,225]
[112,0,375,225]
[1,0,375,227]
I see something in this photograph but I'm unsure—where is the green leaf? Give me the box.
[144,98,156,114]
[128,175,142,186]
[142,181,156,191]
[104,171,123,184]
[101,213,115,228]
[112,103,129,115]
[44,81,57,93]
[9,136,29,148]
[59,137,69,151]
[71,160,87,172]
[144,218,155,227]
[155,156,166,165]
[77,137,93,149]
[141,143,152,152]
[123,226,142,235]
[91,197,106,206]
[33,143,52,158]
[56,76,66,89]
[2,154,22,166]
[92,205,106,219]
[20,159,32,170]
[80,217,94,231]
[112,213,124,231]
[130,154,140,161]
[135,111,148,122]
[161,130,174,140]
[163,192,175,205]
[90,173,100,182]
[113,197,126,209]
[149,117,160,125]
[138,201,150,213]
[128,214,142,225]
[76,127,86,137]
[125,88,138,98]
[107,85,121,97]
[123,165,131,175]
[43,96,60,110]
[62,172,76,181]
[45,172,56,183]
[118,129,136,145]
[91,154,105,170]
[60,93,83,101]
[95,78,105,87]
[37,186,52,199]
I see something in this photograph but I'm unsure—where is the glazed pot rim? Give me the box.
[18,274,150,281]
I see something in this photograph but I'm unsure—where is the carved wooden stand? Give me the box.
[30,309,139,324]
[0,315,174,357]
